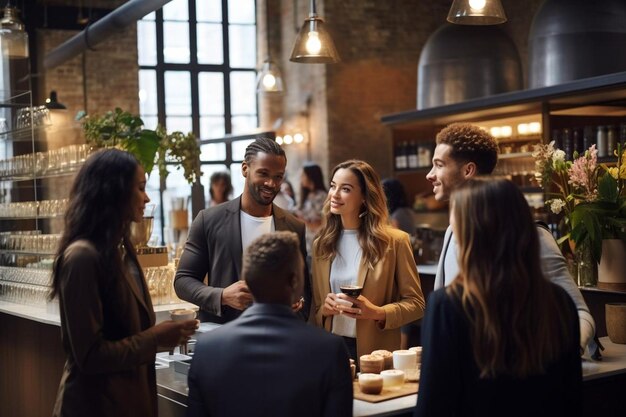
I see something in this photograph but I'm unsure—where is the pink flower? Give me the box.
[568,145,598,201]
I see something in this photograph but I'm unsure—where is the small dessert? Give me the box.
[371,349,393,370]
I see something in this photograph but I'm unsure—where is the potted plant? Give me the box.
[77,108,202,185]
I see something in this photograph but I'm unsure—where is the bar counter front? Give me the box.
[3,300,625,417]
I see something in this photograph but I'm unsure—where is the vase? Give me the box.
[597,239,626,292]
[575,241,597,287]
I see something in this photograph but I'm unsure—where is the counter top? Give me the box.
[156,336,626,417]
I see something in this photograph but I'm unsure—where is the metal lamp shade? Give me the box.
[0,6,28,58]
[290,17,340,64]
[447,0,507,25]
[256,60,284,94]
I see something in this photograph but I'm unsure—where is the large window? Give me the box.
[137,0,258,244]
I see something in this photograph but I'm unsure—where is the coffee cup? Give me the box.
[409,346,423,363]
[371,350,393,370]
[393,350,417,374]
[350,363,356,380]
[380,369,405,390]
[358,373,383,395]
[360,354,384,374]
[170,308,196,321]
[339,284,363,298]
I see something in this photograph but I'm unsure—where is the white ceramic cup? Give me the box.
[393,349,417,373]
[380,369,405,390]
[358,373,383,395]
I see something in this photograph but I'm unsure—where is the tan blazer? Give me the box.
[53,240,158,417]
[311,227,425,358]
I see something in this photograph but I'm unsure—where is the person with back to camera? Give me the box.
[208,171,233,207]
[296,162,328,254]
[414,178,582,417]
[382,178,415,236]
[426,123,596,354]
[175,137,310,324]
[186,231,352,417]
[50,149,198,417]
[311,159,426,360]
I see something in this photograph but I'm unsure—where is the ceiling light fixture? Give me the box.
[447,0,507,25]
[256,1,284,94]
[0,3,29,58]
[45,91,67,110]
[290,0,340,64]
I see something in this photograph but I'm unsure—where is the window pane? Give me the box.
[145,165,162,243]
[197,0,222,22]
[200,142,226,161]
[203,164,230,203]
[200,116,225,139]
[166,116,193,133]
[228,25,256,68]
[143,12,155,21]
[139,69,157,115]
[197,23,224,64]
[164,71,191,115]
[142,116,159,130]
[228,0,255,24]
[231,139,254,161]
[230,163,245,196]
[230,71,256,114]
[137,20,157,66]
[164,22,190,63]
[163,0,189,21]
[231,115,258,134]
[199,72,224,115]
[163,170,192,245]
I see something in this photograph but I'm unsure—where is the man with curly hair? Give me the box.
[426,123,596,354]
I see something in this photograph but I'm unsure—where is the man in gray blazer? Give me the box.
[186,232,353,417]
[174,138,311,323]
[426,123,596,354]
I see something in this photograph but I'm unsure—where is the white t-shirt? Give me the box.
[240,210,275,252]
[330,229,362,338]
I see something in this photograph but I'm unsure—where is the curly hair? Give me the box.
[314,160,391,269]
[436,123,498,174]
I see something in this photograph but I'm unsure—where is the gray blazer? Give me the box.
[186,304,353,417]
[174,196,310,323]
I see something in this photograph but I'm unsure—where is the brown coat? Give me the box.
[53,240,158,417]
[311,227,426,358]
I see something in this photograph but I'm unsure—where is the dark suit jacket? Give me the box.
[414,285,582,417]
[174,196,310,323]
[53,240,158,417]
[186,304,353,417]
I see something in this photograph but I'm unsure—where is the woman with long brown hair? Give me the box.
[50,149,197,417]
[414,178,581,417]
[311,159,425,360]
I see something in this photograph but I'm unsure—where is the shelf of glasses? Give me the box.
[0,250,55,256]
[0,165,83,182]
[0,125,47,142]
[498,151,534,160]
[0,215,63,220]
[0,266,51,286]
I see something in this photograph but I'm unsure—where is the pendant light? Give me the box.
[447,0,507,25]
[256,1,284,94]
[290,0,340,64]
[45,91,67,110]
[0,3,29,58]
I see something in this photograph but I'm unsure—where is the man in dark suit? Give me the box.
[174,137,311,323]
[186,232,353,417]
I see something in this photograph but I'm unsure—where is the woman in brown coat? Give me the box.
[50,149,197,417]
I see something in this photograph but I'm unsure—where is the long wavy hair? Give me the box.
[299,163,327,209]
[449,178,574,378]
[50,149,141,300]
[314,160,391,269]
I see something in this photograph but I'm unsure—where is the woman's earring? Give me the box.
[358,210,367,219]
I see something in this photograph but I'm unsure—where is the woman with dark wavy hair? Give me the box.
[50,148,197,417]
[415,178,581,417]
[296,163,327,253]
[311,159,425,360]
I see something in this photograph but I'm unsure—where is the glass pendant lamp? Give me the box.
[256,1,284,94]
[290,0,340,64]
[447,0,507,25]
[0,4,28,58]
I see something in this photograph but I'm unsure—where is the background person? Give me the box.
[175,138,310,324]
[187,231,352,417]
[426,123,596,354]
[414,178,582,417]
[50,149,197,417]
[382,178,415,235]
[312,159,425,360]
[296,162,328,254]
[208,171,233,207]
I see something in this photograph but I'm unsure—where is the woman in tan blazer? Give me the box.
[49,149,197,417]
[312,159,425,360]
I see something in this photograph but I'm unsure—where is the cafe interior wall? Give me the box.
[266,0,545,181]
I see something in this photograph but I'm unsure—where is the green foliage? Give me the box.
[78,108,202,185]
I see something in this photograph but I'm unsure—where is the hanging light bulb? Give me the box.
[0,5,29,58]
[447,0,507,25]
[45,91,67,110]
[256,2,284,94]
[290,0,340,64]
